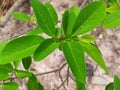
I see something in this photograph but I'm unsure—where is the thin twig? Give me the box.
[58,69,67,90]
[79,0,87,8]
[66,66,69,85]
[36,63,67,76]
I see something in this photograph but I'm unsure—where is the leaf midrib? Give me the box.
[67,42,82,81]
[33,3,53,36]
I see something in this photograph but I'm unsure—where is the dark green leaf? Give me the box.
[62,10,69,35]
[80,43,109,73]
[12,12,30,22]
[105,82,114,90]
[103,11,120,28]
[34,39,59,61]
[15,70,32,78]
[0,35,44,64]
[62,41,86,84]
[27,27,43,35]
[45,2,58,25]
[76,80,85,90]
[2,82,19,90]
[73,1,106,35]
[31,0,56,36]
[0,72,9,80]
[114,75,120,90]
[22,56,32,70]
[27,74,44,90]
[38,83,44,90]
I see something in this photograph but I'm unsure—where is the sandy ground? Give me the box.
[0,0,120,90]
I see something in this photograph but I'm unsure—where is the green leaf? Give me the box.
[62,10,69,35]
[22,56,32,70]
[80,43,109,73]
[34,39,59,61]
[11,12,30,22]
[70,6,80,17]
[27,74,44,90]
[0,41,8,54]
[0,35,44,64]
[114,75,120,90]
[0,63,13,73]
[73,1,106,35]
[45,2,58,25]
[13,60,21,69]
[79,34,96,43]
[103,11,120,28]
[15,70,32,78]
[105,83,114,90]
[62,41,86,84]
[0,73,9,80]
[31,0,56,36]
[62,10,76,37]
[66,11,76,37]
[38,83,44,90]
[76,80,85,90]
[27,27,43,35]
[2,82,19,90]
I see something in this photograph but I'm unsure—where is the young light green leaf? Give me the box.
[62,41,86,84]
[27,27,43,35]
[45,2,58,25]
[105,82,114,90]
[73,1,106,36]
[15,70,32,78]
[12,12,30,22]
[31,0,56,36]
[80,42,109,73]
[0,35,44,64]
[2,82,19,90]
[13,60,21,69]
[0,73,9,80]
[34,39,59,61]
[103,11,120,28]
[79,34,96,43]
[70,6,80,17]
[114,75,120,90]
[22,56,32,70]
[27,74,44,90]
[0,63,13,73]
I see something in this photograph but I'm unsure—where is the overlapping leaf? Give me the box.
[62,41,86,84]
[27,74,44,90]
[80,42,109,73]
[34,39,59,61]
[72,1,106,35]
[31,0,56,36]
[0,35,44,64]
[2,82,19,90]
[103,11,120,28]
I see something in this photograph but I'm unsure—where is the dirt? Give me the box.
[0,0,120,90]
